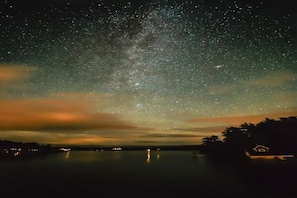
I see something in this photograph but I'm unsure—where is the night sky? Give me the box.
[0,0,296,146]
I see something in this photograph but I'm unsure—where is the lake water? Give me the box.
[1,151,297,198]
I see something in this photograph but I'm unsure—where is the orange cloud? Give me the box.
[277,92,297,103]
[188,109,297,126]
[175,126,228,133]
[243,70,296,87]
[0,98,135,131]
[206,70,296,95]
[48,135,120,146]
[0,64,34,83]
[143,133,205,138]
[0,131,121,146]
[0,64,35,95]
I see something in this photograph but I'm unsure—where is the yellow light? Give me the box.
[146,149,151,163]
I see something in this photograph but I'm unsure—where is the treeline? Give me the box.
[200,116,297,158]
[0,140,60,159]
[0,140,53,150]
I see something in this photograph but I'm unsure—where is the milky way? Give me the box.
[0,0,296,145]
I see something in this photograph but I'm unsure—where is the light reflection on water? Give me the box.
[146,149,151,163]
[60,150,162,163]
[65,151,70,159]
[0,151,296,198]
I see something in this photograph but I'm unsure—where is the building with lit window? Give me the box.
[245,145,294,160]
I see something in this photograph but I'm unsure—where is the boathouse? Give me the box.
[245,144,294,160]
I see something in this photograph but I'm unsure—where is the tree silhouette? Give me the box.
[200,116,297,158]
[202,135,221,145]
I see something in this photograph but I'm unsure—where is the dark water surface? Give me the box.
[1,151,297,198]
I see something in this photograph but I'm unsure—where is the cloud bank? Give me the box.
[0,98,135,131]
[188,109,297,126]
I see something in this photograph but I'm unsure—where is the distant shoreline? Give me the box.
[64,145,201,151]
